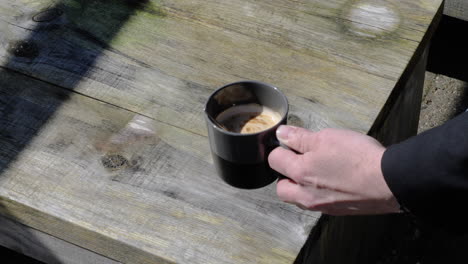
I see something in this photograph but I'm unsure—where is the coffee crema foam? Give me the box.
[216,104,282,134]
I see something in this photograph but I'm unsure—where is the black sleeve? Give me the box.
[382,111,468,230]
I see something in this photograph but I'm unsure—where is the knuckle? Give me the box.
[297,156,312,181]
[305,177,318,189]
[286,162,307,182]
[313,128,337,150]
[287,128,310,152]
[295,130,308,152]
[301,171,322,189]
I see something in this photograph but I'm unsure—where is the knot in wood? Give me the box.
[101,154,128,171]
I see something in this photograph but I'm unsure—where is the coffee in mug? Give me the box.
[204,81,288,189]
[216,103,282,134]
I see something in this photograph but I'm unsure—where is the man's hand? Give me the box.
[268,125,400,215]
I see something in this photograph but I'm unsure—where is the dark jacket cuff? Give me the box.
[381,112,468,230]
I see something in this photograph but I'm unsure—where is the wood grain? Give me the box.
[0,213,121,264]
[0,68,318,263]
[0,0,440,138]
[0,0,443,263]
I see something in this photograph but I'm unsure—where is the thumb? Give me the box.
[276,125,316,153]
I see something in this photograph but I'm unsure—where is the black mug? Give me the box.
[204,81,289,189]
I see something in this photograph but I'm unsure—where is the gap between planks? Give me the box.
[0,64,206,139]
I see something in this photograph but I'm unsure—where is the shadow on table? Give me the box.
[0,0,151,262]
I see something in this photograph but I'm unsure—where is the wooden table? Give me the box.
[0,0,442,263]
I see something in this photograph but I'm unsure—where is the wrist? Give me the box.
[372,146,401,213]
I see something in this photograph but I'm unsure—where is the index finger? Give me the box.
[268,146,303,183]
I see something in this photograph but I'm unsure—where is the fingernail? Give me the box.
[276,125,292,142]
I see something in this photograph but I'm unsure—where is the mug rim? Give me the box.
[204,80,289,137]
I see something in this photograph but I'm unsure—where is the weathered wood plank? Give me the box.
[0,0,440,139]
[0,213,121,264]
[160,0,438,76]
[0,20,390,134]
[0,68,319,263]
[0,0,444,263]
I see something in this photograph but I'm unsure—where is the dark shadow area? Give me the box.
[425,14,468,121]
[0,204,46,263]
[0,244,45,263]
[460,86,468,112]
[410,15,468,264]
[455,82,468,116]
[456,82,468,114]
[427,15,468,82]
[1,0,150,262]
